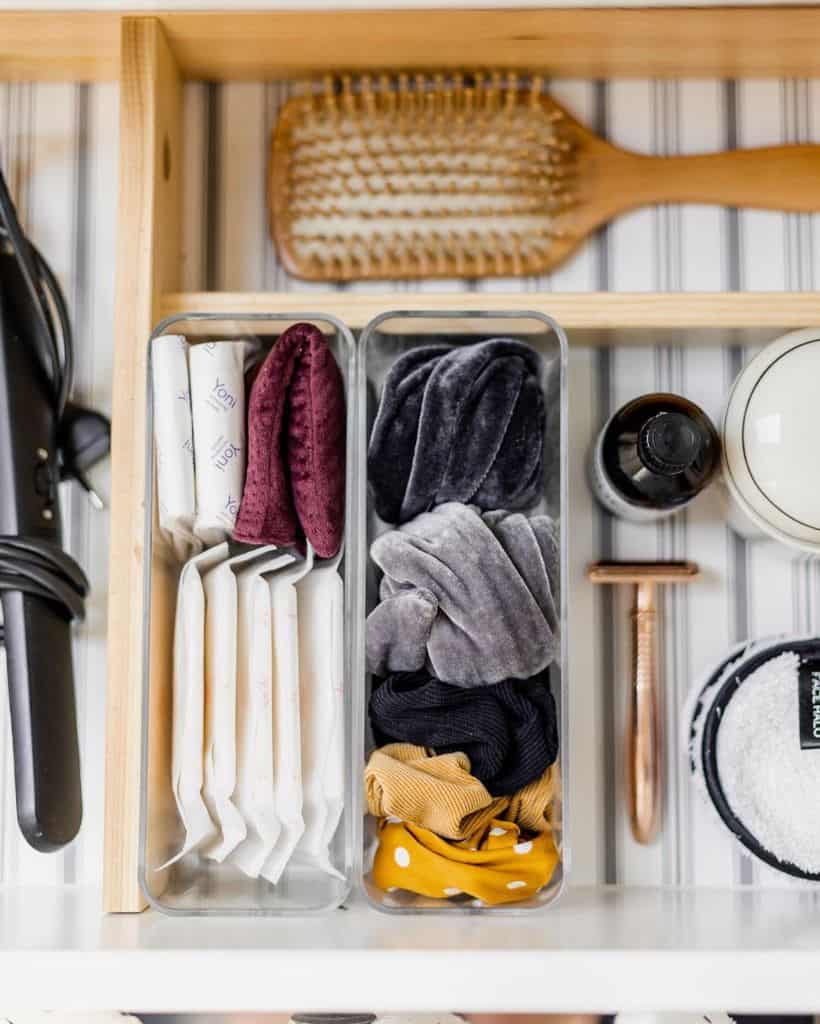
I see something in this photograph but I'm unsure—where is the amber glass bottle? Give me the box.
[590,393,721,521]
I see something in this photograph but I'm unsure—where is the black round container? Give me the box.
[691,637,820,882]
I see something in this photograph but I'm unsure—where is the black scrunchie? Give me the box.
[369,669,558,797]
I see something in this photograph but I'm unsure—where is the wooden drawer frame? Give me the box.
[4,7,820,914]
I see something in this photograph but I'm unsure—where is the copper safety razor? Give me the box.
[588,561,700,845]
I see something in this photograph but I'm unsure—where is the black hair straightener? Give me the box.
[0,161,110,851]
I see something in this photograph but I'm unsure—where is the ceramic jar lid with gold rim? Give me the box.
[723,327,820,554]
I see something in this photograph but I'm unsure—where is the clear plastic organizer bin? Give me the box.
[357,310,568,913]
[140,312,357,915]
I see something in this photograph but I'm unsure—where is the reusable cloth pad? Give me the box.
[372,817,559,906]
[260,551,315,884]
[201,549,267,863]
[291,552,346,880]
[367,503,560,686]
[364,743,558,841]
[227,548,297,878]
[369,669,558,796]
[151,334,200,562]
[161,543,228,869]
[367,339,545,524]
[234,323,346,559]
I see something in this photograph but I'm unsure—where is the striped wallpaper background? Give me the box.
[1,78,819,893]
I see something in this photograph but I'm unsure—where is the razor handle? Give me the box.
[628,579,661,846]
[0,251,82,851]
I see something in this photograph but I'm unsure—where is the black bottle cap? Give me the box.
[637,411,702,476]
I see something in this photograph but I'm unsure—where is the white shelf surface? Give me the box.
[2,886,820,1012]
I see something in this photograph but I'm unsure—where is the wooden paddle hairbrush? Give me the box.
[269,71,820,281]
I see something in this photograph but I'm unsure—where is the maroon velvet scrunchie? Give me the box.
[233,322,346,558]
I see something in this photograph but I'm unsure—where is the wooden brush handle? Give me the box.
[622,144,820,212]
[627,580,661,845]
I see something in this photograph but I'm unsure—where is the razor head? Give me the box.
[588,561,700,585]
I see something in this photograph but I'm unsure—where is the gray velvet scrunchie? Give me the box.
[366,502,560,686]
[368,339,545,524]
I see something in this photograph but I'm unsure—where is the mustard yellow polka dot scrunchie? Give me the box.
[372,817,559,906]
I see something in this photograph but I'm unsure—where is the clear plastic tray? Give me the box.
[140,312,357,915]
[357,310,569,913]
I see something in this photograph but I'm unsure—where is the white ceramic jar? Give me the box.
[722,327,820,555]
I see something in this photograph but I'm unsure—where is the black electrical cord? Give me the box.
[0,167,72,418]
[0,164,90,638]
[0,538,89,646]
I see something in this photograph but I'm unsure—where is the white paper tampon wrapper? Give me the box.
[189,339,258,548]
[151,334,200,562]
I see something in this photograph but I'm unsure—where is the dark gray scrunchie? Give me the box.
[368,339,545,524]
[366,502,560,686]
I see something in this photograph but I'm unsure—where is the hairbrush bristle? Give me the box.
[271,71,578,281]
